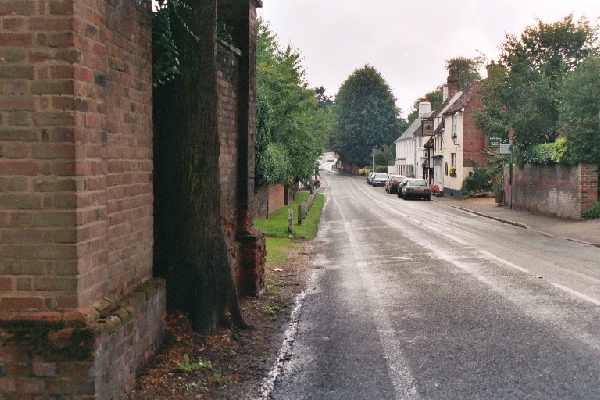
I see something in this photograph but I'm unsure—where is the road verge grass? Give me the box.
[254,191,325,265]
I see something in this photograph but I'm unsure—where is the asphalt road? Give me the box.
[271,174,600,400]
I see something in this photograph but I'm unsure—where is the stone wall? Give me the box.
[0,1,164,399]
[504,163,598,219]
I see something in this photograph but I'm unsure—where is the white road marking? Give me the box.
[551,283,600,307]
[333,197,420,400]
[352,179,600,308]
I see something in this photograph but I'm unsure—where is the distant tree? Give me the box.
[333,65,400,166]
[447,57,483,91]
[315,86,334,108]
[559,56,600,165]
[373,144,396,167]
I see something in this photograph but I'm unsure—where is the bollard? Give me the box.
[288,208,293,234]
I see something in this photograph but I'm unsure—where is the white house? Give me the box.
[390,101,433,178]
[431,86,463,190]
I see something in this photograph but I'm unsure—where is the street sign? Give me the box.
[498,143,512,155]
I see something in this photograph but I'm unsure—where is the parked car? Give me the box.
[371,173,389,187]
[367,172,375,185]
[385,175,405,194]
[400,179,432,201]
[396,177,410,198]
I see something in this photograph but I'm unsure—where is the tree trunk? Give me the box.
[168,0,245,334]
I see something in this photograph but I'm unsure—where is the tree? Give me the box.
[152,1,247,333]
[476,16,599,161]
[373,144,395,167]
[256,20,330,185]
[447,57,483,91]
[559,56,600,165]
[333,65,400,166]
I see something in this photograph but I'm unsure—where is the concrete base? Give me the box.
[0,279,166,400]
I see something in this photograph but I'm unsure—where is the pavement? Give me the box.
[270,174,600,400]
[437,197,600,247]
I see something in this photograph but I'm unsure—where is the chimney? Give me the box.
[418,100,431,119]
[442,84,449,102]
[447,70,459,99]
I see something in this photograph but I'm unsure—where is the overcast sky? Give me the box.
[259,1,600,117]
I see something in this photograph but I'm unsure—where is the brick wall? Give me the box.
[217,41,241,279]
[74,0,154,308]
[0,1,164,399]
[580,164,599,214]
[0,0,80,313]
[462,94,487,168]
[0,0,153,313]
[0,280,165,400]
[254,184,285,218]
[504,163,598,219]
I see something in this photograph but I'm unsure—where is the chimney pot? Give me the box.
[418,101,432,119]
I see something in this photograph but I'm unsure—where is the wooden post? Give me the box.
[288,208,293,234]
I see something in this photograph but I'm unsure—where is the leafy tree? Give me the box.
[333,65,400,166]
[256,20,330,185]
[447,57,483,91]
[559,56,600,165]
[373,144,396,167]
[152,3,179,87]
[477,16,598,161]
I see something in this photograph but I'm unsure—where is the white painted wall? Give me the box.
[440,112,473,192]
[395,138,416,177]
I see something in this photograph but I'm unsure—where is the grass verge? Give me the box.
[265,237,295,265]
[254,191,325,265]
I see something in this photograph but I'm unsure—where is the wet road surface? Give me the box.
[270,174,600,400]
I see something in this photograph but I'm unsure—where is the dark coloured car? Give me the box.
[400,179,432,200]
[385,175,405,194]
[371,173,389,187]
[396,177,410,198]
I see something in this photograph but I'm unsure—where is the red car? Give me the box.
[385,175,405,194]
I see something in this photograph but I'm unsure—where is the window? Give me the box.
[450,153,457,177]
[451,114,459,145]
[451,114,458,137]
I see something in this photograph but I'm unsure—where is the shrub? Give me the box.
[583,202,600,220]
[375,166,388,173]
[463,168,492,194]
[522,137,569,165]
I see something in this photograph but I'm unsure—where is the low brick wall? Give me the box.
[504,163,598,219]
[254,184,285,218]
[0,279,165,400]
